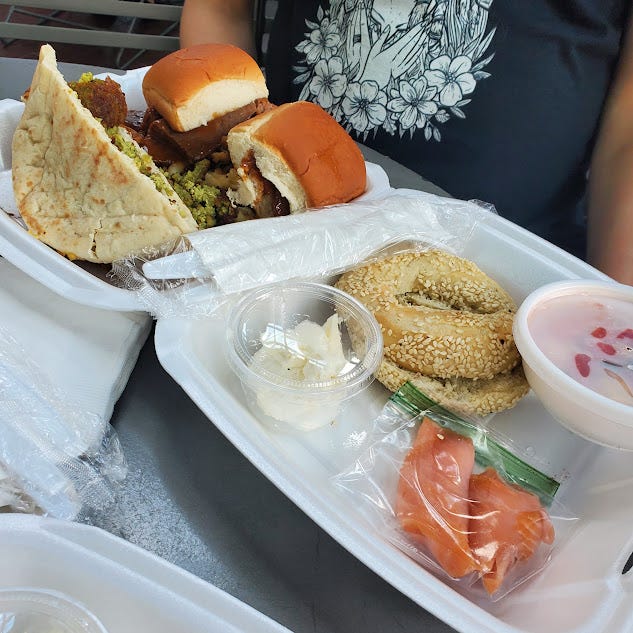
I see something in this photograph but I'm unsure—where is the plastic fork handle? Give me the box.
[142,250,209,280]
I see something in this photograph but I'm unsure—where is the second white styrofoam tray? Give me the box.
[154,203,633,633]
[0,514,292,633]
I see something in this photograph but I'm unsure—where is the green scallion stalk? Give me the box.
[390,382,560,505]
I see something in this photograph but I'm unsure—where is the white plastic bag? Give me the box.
[111,190,495,319]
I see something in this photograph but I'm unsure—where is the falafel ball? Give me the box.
[69,75,127,128]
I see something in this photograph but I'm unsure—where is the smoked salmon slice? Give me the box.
[468,467,555,595]
[396,416,481,578]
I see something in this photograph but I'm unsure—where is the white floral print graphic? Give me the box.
[293,0,496,141]
[388,77,438,131]
[425,55,476,107]
[342,80,387,132]
[308,57,348,108]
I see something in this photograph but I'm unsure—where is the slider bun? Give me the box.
[227,101,366,213]
[142,43,268,132]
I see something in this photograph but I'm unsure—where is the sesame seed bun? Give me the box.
[142,43,268,132]
[227,101,367,213]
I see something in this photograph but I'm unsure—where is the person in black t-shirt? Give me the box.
[179,0,633,287]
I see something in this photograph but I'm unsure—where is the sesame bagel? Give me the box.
[335,250,521,381]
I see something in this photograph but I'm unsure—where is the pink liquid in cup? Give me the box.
[528,294,633,406]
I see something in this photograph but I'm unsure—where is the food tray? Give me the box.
[154,205,633,633]
[0,514,292,633]
[0,68,391,312]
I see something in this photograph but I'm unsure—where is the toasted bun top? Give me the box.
[142,43,268,132]
[228,101,366,211]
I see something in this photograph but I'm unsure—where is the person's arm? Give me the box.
[180,0,257,58]
[587,11,633,285]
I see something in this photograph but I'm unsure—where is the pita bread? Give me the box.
[12,45,198,263]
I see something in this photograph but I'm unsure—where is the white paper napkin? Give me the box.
[0,100,23,219]
[0,256,151,422]
[0,256,151,517]
[0,99,24,171]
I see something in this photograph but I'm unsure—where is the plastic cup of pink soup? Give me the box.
[513,279,633,450]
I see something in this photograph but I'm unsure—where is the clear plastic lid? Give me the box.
[0,588,107,633]
[226,282,383,396]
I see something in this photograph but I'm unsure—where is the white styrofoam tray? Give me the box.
[0,67,390,312]
[0,513,292,633]
[154,207,633,633]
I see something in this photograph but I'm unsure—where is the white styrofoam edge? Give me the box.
[0,513,292,633]
[0,210,143,312]
[477,216,611,281]
[358,162,391,201]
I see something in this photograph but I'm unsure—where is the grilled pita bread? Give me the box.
[12,45,198,263]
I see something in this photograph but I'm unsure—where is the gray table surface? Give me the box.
[2,56,457,633]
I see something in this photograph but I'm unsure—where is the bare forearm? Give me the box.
[587,145,633,285]
[180,0,256,58]
[585,7,633,286]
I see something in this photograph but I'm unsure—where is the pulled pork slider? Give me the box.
[135,43,274,228]
[139,42,272,166]
[227,101,367,217]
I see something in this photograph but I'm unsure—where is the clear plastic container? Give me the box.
[226,281,383,431]
[513,279,633,450]
[0,588,107,633]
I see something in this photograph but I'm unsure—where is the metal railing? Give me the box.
[0,1,182,69]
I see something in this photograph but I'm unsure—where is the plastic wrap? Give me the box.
[109,237,220,320]
[0,326,127,520]
[110,190,495,320]
[332,382,577,601]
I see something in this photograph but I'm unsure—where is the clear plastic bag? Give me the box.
[110,190,495,320]
[109,237,221,321]
[0,327,127,520]
[0,464,38,514]
[332,382,577,602]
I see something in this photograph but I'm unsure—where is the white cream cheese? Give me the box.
[249,314,349,429]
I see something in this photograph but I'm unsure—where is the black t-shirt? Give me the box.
[265,0,630,258]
